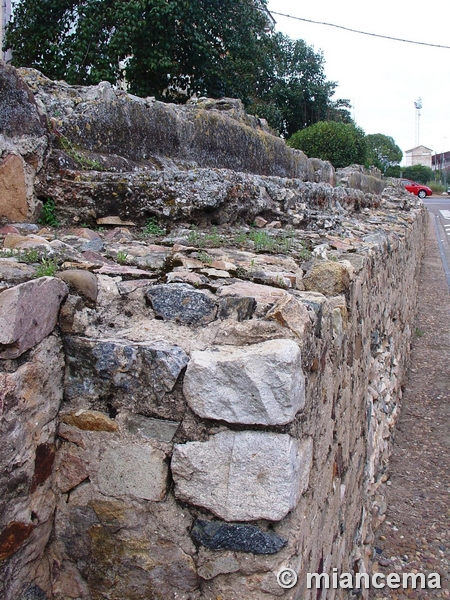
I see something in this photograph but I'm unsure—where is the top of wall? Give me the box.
[17,67,335,183]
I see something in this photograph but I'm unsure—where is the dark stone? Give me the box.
[146,284,217,325]
[60,506,99,565]
[30,443,55,492]
[218,296,256,321]
[191,519,287,555]
[0,521,34,561]
[20,583,48,600]
[80,238,104,253]
[64,337,189,418]
[0,62,47,138]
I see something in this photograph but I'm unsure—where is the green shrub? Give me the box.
[401,165,434,184]
[288,121,367,168]
[38,199,59,227]
[427,182,446,194]
[116,251,128,264]
[34,258,58,277]
[143,217,165,236]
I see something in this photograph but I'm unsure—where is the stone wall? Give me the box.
[0,61,49,223]
[0,208,427,599]
[0,64,428,599]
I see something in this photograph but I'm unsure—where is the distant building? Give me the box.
[0,0,12,61]
[404,145,433,168]
[432,150,450,172]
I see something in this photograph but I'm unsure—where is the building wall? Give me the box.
[0,0,12,61]
[404,145,433,168]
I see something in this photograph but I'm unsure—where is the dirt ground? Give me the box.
[370,215,450,599]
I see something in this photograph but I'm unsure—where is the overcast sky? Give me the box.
[266,0,450,163]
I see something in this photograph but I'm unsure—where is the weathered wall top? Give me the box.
[19,67,332,182]
[0,61,47,138]
[1,63,404,228]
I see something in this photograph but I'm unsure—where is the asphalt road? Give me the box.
[423,194,450,290]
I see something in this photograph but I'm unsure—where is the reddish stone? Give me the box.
[81,250,112,265]
[61,410,118,432]
[0,155,29,222]
[55,448,89,493]
[254,216,267,228]
[326,236,355,251]
[0,521,34,561]
[0,225,20,235]
[0,276,68,359]
[68,227,102,241]
[30,443,55,492]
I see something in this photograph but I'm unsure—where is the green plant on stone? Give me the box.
[143,217,165,236]
[187,227,206,248]
[248,230,275,252]
[276,233,294,254]
[203,227,224,247]
[59,135,103,171]
[116,251,129,264]
[233,231,248,247]
[415,327,425,338]
[38,199,59,227]
[0,248,16,259]
[19,248,41,263]
[197,250,213,265]
[274,275,288,289]
[34,258,58,278]
[0,248,50,264]
[298,242,312,261]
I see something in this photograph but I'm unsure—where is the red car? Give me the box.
[400,179,432,199]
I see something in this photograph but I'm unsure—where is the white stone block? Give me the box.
[183,339,305,425]
[171,431,312,521]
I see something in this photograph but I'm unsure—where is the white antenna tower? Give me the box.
[414,97,422,146]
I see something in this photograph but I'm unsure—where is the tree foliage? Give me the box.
[366,133,402,174]
[385,165,401,178]
[287,121,367,168]
[4,0,350,137]
[244,33,352,138]
[401,164,434,184]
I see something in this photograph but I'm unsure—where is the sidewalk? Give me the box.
[370,214,450,599]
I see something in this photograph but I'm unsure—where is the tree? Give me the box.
[4,0,348,137]
[366,133,402,174]
[287,121,367,168]
[385,165,401,178]
[4,0,271,94]
[401,165,434,184]
[244,33,352,138]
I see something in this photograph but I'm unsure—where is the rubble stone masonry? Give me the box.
[0,62,426,599]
